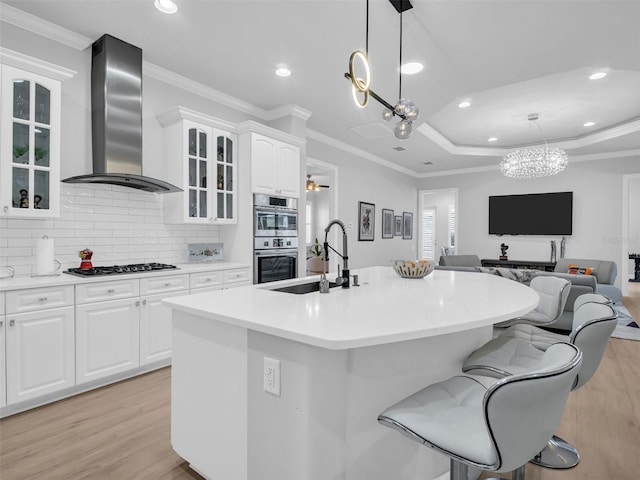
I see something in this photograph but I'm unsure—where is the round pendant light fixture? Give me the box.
[500,114,568,179]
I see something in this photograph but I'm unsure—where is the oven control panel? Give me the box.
[255,236,299,250]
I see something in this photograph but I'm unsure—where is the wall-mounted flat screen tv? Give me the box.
[489,191,573,235]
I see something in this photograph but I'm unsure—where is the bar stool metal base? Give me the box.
[530,434,580,469]
[484,464,525,480]
[450,459,525,480]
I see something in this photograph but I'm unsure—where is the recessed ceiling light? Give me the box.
[589,72,607,80]
[488,137,498,142]
[275,66,291,77]
[401,62,424,75]
[154,0,177,14]
[583,121,596,127]
[458,101,471,108]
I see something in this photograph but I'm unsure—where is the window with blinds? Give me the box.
[448,205,456,249]
[305,201,312,245]
[421,208,435,260]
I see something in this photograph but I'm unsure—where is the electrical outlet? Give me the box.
[263,357,281,396]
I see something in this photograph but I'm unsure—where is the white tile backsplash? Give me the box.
[0,183,220,275]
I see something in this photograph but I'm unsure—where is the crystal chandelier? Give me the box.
[500,114,568,179]
[346,0,419,140]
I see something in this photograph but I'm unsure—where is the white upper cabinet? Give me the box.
[0,65,62,217]
[158,107,237,225]
[0,51,75,218]
[249,132,300,198]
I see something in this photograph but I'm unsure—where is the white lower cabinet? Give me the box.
[139,275,189,365]
[5,306,75,404]
[76,297,140,384]
[140,291,187,365]
[0,266,248,414]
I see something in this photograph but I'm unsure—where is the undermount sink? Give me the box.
[271,281,338,294]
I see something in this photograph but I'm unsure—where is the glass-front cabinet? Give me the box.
[1,65,63,218]
[158,108,237,224]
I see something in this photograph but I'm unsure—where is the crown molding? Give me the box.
[0,3,92,50]
[263,104,312,122]
[415,148,640,179]
[143,62,266,119]
[417,117,640,156]
[155,106,237,132]
[306,129,418,177]
[0,47,76,81]
[236,120,306,147]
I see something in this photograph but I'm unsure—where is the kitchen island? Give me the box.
[164,266,538,480]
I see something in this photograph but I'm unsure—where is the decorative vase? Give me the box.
[307,256,327,274]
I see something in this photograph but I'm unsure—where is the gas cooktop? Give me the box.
[64,263,178,277]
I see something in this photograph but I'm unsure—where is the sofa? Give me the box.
[553,258,621,304]
[436,256,599,332]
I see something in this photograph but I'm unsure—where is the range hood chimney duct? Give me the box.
[62,34,181,193]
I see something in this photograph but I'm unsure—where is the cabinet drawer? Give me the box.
[6,285,74,314]
[75,279,139,305]
[190,271,224,290]
[224,268,250,286]
[140,274,189,296]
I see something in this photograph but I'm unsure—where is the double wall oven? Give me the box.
[253,194,299,284]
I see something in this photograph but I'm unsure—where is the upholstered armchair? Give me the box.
[554,258,621,303]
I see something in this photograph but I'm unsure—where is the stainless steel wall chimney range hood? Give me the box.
[62,34,181,193]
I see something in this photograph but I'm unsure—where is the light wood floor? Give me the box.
[1,288,639,480]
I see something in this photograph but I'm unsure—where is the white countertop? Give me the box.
[164,266,539,350]
[0,262,250,292]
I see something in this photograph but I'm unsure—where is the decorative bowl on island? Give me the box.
[391,259,435,279]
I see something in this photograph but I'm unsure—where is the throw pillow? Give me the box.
[567,263,593,275]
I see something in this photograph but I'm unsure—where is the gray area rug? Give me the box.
[612,303,640,341]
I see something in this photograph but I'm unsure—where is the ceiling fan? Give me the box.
[306,174,330,192]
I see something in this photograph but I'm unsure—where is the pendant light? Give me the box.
[382,5,419,140]
[500,114,568,179]
[346,0,419,140]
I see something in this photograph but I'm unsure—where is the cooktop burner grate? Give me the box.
[64,263,178,277]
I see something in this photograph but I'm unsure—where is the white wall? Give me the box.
[417,157,640,289]
[306,140,417,269]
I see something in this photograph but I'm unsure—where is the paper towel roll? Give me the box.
[36,236,55,276]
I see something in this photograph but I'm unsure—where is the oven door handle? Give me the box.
[255,249,298,257]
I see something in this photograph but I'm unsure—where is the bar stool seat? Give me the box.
[496,276,571,328]
[379,343,582,480]
[462,296,616,470]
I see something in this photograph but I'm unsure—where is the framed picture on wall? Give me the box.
[358,201,375,241]
[382,209,394,239]
[395,215,402,236]
[402,211,413,240]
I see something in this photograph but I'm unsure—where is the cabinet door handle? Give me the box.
[3,206,8,213]
[107,289,115,294]
[135,301,140,307]
[9,320,15,327]
[38,297,48,302]
[164,282,171,287]
[0,320,3,327]
[142,299,147,306]
[206,277,212,282]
